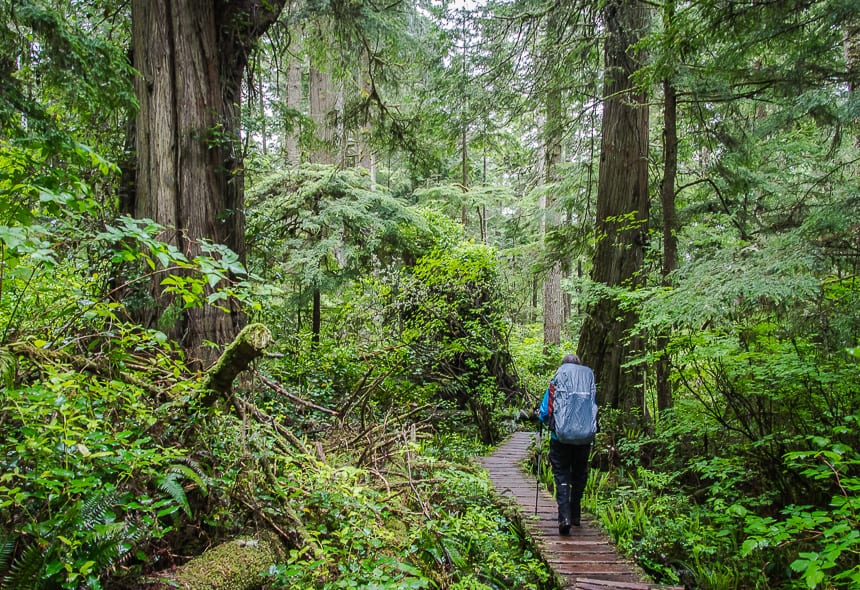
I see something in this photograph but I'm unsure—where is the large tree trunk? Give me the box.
[285,26,304,165]
[577,0,650,416]
[131,0,285,368]
[309,32,341,167]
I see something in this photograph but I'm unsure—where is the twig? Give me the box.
[231,394,310,456]
[257,372,339,416]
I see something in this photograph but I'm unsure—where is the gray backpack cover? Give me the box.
[549,366,597,444]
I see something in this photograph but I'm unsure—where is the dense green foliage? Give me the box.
[2,0,860,588]
[0,167,549,588]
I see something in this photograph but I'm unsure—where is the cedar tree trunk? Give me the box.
[577,0,650,416]
[131,0,285,368]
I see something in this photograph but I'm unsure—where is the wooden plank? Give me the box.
[576,580,653,590]
[574,578,684,590]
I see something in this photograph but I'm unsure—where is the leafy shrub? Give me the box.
[741,414,860,589]
[0,367,205,588]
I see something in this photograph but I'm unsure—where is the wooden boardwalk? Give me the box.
[479,431,683,590]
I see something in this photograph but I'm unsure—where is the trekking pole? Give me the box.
[535,420,542,515]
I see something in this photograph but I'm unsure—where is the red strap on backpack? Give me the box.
[547,380,556,427]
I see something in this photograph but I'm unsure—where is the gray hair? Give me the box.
[562,353,581,365]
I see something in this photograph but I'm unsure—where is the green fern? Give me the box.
[0,349,15,390]
[0,491,138,590]
[156,459,211,519]
[0,529,18,580]
[166,460,209,496]
[85,521,139,582]
[157,472,192,518]
[80,489,120,529]
[1,540,45,590]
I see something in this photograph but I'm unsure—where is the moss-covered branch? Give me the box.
[203,323,273,402]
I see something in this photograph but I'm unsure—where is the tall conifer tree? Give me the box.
[577,0,650,413]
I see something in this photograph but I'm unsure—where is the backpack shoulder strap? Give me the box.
[547,380,556,417]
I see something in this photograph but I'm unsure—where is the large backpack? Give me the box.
[547,367,597,445]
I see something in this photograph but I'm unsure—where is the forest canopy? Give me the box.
[1,0,858,588]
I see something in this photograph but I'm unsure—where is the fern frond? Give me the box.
[110,522,144,570]
[2,540,44,590]
[157,473,191,518]
[0,349,16,389]
[0,529,17,578]
[87,512,145,581]
[85,536,126,577]
[80,489,120,529]
[166,461,209,496]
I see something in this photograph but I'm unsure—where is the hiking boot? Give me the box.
[558,515,571,535]
[556,483,572,535]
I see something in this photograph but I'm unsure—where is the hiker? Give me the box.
[537,353,598,535]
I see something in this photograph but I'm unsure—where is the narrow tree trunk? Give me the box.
[656,77,679,412]
[357,51,376,181]
[542,136,563,348]
[254,58,268,157]
[312,288,321,344]
[460,14,470,227]
[846,16,859,146]
[542,9,565,349]
[461,125,469,227]
[307,35,340,340]
[577,0,650,415]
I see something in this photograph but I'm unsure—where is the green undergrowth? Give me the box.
[0,340,554,589]
[267,438,554,589]
[579,410,860,590]
[521,392,859,590]
[525,428,752,588]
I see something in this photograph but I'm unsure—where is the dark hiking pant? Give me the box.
[549,439,591,526]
